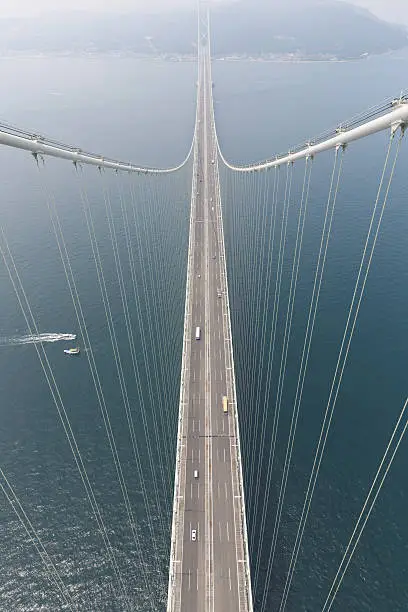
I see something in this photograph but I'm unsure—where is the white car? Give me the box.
[191,529,197,542]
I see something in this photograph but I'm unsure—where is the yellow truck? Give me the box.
[222,396,228,414]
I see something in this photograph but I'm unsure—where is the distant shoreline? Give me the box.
[0,48,406,62]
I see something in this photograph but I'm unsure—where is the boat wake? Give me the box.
[0,333,77,346]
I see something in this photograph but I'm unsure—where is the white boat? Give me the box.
[64,347,80,355]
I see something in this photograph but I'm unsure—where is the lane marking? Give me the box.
[203,62,214,612]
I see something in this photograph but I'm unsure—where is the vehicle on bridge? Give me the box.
[195,326,201,340]
[222,396,228,413]
[191,529,197,542]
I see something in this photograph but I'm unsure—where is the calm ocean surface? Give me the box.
[0,49,408,611]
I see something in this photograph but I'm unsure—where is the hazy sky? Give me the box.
[0,0,407,25]
[342,0,408,24]
[0,0,208,16]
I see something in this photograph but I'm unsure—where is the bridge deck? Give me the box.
[167,27,252,612]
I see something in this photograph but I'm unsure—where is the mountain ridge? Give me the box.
[0,1,406,59]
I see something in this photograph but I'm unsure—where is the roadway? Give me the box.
[167,24,252,612]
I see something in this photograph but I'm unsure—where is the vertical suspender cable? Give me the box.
[279,128,404,612]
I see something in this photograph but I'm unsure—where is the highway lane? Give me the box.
[179,49,240,611]
[169,26,252,612]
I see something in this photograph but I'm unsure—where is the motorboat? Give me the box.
[64,347,80,355]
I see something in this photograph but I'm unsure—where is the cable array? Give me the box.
[219,118,406,610]
[0,467,75,610]
[0,153,191,609]
[0,222,132,609]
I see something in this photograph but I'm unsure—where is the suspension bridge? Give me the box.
[0,6,408,612]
